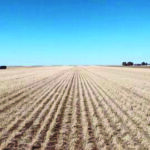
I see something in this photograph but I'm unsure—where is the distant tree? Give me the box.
[141,62,148,66]
[122,62,127,66]
[127,62,134,66]
[0,66,7,69]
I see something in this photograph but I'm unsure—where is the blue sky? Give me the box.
[0,0,150,65]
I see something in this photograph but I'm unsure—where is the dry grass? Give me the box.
[0,66,150,150]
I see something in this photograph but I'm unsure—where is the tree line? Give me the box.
[0,66,7,69]
[122,62,149,66]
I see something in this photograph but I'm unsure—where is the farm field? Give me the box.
[0,66,150,150]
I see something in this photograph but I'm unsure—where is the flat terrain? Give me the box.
[0,66,150,150]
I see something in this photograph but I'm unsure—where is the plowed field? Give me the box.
[0,66,150,150]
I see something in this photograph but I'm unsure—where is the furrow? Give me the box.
[89,71,150,136]
[55,70,76,150]
[0,70,67,113]
[0,72,72,149]
[69,71,83,150]
[83,69,150,149]
[0,71,70,129]
[84,68,150,108]
[80,71,129,149]
[6,71,71,149]
[86,68,150,125]
[28,72,74,150]
[79,73,98,150]
[78,71,96,150]
[0,69,69,106]
[41,71,75,150]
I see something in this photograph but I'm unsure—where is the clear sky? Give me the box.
[0,0,150,65]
